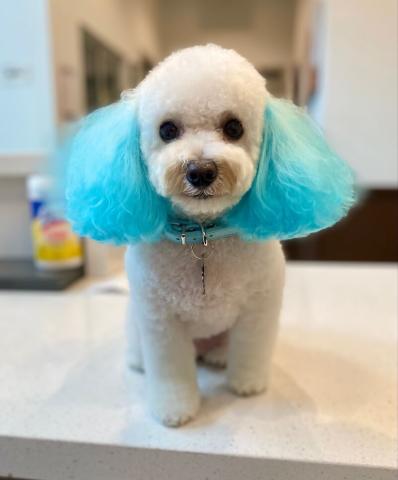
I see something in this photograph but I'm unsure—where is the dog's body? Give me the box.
[64,44,354,426]
[125,238,284,425]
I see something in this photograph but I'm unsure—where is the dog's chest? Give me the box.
[126,238,280,332]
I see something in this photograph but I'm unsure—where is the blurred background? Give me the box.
[0,0,397,289]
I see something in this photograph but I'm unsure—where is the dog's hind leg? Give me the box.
[202,343,228,368]
[126,298,144,372]
[196,332,228,368]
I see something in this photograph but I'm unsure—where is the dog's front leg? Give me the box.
[227,253,285,396]
[126,299,144,372]
[137,314,200,427]
[227,291,282,396]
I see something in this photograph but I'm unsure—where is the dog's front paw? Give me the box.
[228,373,268,397]
[149,382,200,427]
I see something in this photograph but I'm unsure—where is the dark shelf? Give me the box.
[0,259,84,291]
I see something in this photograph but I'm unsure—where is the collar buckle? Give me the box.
[179,225,187,245]
[199,223,208,247]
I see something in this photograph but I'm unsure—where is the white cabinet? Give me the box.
[0,0,56,175]
[310,0,398,188]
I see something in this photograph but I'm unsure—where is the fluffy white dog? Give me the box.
[65,44,354,426]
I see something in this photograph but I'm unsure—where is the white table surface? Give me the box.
[0,262,396,480]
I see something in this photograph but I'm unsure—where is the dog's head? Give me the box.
[135,45,265,220]
[65,44,354,243]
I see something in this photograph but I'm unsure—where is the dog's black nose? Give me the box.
[186,161,218,188]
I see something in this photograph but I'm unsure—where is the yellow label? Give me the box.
[32,218,82,262]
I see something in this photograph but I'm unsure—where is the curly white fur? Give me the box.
[125,45,285,426]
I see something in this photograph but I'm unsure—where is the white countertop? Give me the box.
[0,262,397,480]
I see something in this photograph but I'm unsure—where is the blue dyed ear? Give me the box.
[65,101,167,244]
[227,98,355,240]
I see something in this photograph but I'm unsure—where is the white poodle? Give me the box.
[65,44,354,426]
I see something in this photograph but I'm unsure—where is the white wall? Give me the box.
[0,0,56,156]
[313,0,397,188]
[156,0,297,68]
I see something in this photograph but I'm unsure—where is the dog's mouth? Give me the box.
[182,179,220,199]
[185,190,215,199]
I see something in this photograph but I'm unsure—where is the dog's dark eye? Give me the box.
[159,121,180,142]
[223,118,244,140]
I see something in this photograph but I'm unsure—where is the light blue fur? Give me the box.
[65,101,168,243]
[65,97,354,244]
[227,97,355,240]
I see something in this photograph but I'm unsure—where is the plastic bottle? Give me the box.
[26,174,83,270]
